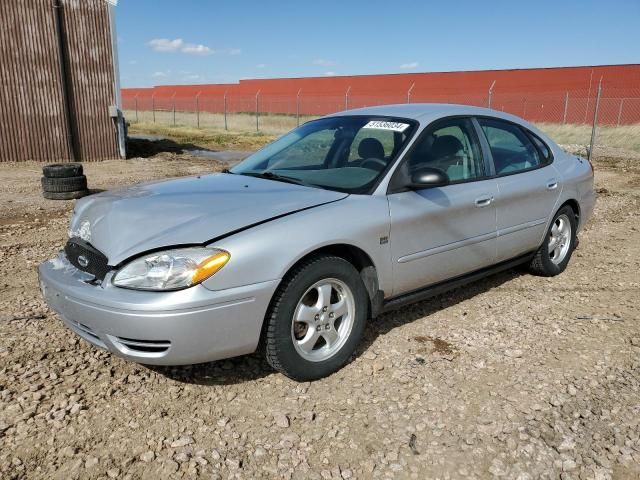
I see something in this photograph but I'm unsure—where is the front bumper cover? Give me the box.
[38,253,279,365]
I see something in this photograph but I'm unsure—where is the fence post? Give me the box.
[255,90,260,132]
[172,92,176,126]
[134,95,138,123]
[152,94,156,123]
[296,88,302,126]
[617,98,625,127]
[487,80,496,108]
[223,92,228,131]
[407,83,415,103]
[588,78,602,163]
[196,92,201,129]
[345,86,351,111]
[584,68,594,124]
[563,92,569,124]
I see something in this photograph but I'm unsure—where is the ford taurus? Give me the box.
[38,104,595,380]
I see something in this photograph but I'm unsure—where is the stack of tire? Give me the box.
[41,163,89,200]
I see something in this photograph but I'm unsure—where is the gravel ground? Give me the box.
[0,147,639,480]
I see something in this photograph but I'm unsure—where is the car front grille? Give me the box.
[64,237,111,281]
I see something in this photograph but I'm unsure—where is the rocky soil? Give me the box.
[0,148,639,479]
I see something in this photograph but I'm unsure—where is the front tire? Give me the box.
[264,256,368,381]
[528,206,577,276]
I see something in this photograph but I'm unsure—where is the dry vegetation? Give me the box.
[128,122,276,152]
[126,110,640,155]
[125,110,319,136]
[537,123,640,153]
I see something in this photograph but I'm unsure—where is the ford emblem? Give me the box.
[77,255,89,268]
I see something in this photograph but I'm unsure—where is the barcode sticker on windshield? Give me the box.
[364,121,410,132]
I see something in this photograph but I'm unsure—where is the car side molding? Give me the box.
[381,252,535,313]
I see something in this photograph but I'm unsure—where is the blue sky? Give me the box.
[116,0,640,87]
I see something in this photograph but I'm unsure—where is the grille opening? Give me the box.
[68,320,106,349]
[70,320,100,341]
[123,344,168,353]
[115,337,171,354]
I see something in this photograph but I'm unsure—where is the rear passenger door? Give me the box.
[476,118,560,261]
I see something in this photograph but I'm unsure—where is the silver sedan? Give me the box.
[38,104,595,380]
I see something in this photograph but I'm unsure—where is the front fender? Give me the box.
[201,195,393,295]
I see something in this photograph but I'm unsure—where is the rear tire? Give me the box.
[528,205,577,276]
[264,256,368,381]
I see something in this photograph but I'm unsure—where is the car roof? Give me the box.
[327,103,525,124]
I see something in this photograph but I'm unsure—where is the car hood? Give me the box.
[70,173,347,265]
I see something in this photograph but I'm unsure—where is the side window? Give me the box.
[404,118,484,183]
[479,119,541,175]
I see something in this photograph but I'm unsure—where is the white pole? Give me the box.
[488,80,496,108]
[345,86,351,111]
[617,98,625,127]
[588,78,603,163]
[196,91,201,129]
[255,90,261,132]
[296,88,302,126]
[407,83,415,103]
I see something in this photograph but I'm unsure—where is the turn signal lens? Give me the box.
[191,251,230,284]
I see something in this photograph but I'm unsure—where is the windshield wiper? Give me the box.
[239,171,321,189]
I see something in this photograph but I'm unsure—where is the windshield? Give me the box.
[230,116,417,194]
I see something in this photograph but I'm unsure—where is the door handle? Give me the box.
[474,195,494,207]
[546,179,558,190]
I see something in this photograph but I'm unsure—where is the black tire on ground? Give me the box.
[41,175,87,193]
[528,205,578,277]
[42,190,90,200]
[42,163,83,178]
[264,255,368,381]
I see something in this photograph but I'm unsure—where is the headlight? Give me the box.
[112,248,230,291]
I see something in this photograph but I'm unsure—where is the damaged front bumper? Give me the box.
[38,253,279,365]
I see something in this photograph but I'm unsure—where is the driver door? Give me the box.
[387,117,498,296]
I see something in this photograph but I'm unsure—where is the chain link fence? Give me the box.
[123,82,640,154]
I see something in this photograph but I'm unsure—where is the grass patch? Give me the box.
[127,113,640,156]
[536,123,640,153]
[128,122,276,151]
[125,110,318,136]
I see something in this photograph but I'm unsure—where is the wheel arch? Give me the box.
[275,243,383,320]
[558,198,580,223]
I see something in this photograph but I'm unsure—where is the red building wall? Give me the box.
[122,64,640,124]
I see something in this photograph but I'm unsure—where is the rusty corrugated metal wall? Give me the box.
[0,0,121,162]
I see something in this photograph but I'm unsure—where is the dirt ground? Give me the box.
[1,145,639,480]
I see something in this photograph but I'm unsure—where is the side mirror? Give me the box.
[406,167,449,189]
